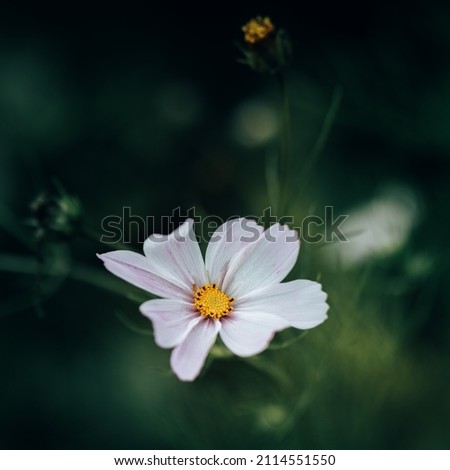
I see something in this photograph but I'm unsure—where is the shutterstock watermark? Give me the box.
[100,206,348,244]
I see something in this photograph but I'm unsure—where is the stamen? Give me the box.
[193,284,234,320]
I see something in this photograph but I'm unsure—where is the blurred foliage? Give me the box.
[0,3,449,449]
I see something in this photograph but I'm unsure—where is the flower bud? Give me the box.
[239,16,291,75]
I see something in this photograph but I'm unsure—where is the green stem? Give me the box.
[268,330,309,350]
[265,151,281,216]
[276,72,293,216]
[114,310,153,336]
[296,85,342,201]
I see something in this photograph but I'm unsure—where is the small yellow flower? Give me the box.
[242,16,275,45]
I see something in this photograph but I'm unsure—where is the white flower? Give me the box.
[320,184,420,269]
[98,218,328,381]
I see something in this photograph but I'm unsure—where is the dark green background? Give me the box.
[1,3,449,449]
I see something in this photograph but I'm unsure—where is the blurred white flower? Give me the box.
[98,218,328,381]
[321,184,420,268]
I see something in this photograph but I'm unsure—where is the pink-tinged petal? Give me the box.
[205,218,264,285]
[144,219,207,289]
[170,318,220,382]
[222,223,300,298]
[238,280,328,329]
[219,311,287,357]
[139,299,200,348]
[97,251,190,301]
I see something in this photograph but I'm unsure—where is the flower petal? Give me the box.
[170,318,220,381]
[139,299,200,348]
[222,223,300,297]
[205,218,264,285]
[97,251,190,300]
[144,219,207,289]
[238,280,329,329]
[219,310,287,357]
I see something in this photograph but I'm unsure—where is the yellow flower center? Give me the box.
[242,16,275,45]
[193,283,234,320]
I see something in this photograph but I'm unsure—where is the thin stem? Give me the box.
[114,310,153,336]
[268,330,309,350]
[265,151,281,217]
[276,72,293,216]
[297,85,342,201]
